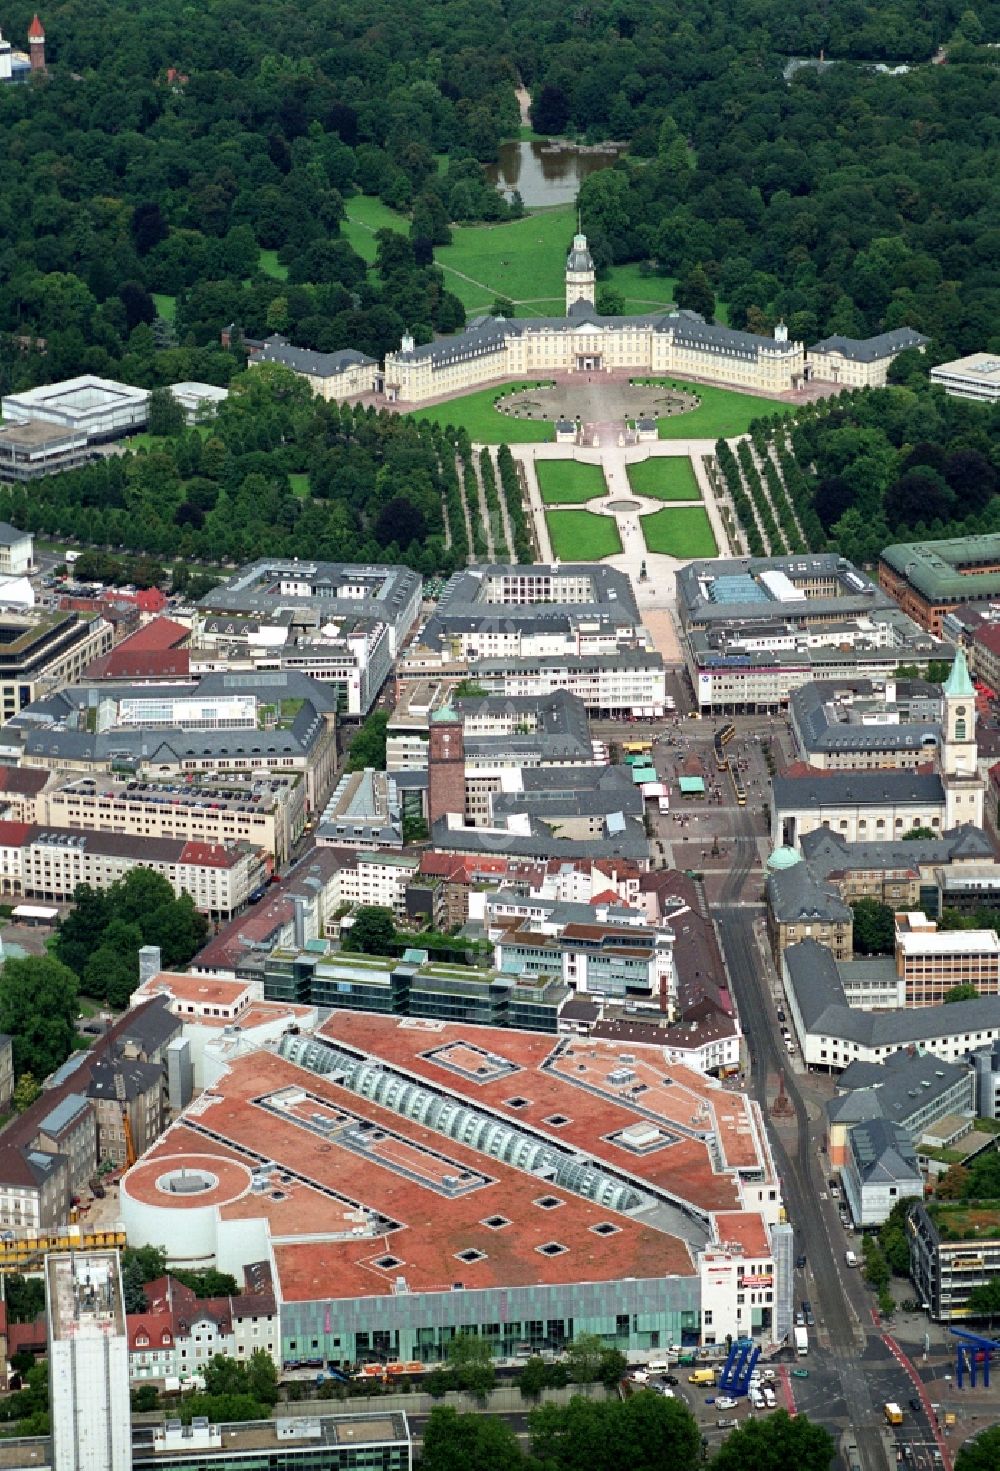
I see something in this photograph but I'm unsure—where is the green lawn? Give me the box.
[152,293,176,322]
[406,383,555,444]
[626,457,701,501]
[436,204,576,313]
[536,459,606,504]
[342,196,410,263]
[259,249,288,281]
[546,509,622,560]
[289,474,311,498]
[649,381,790,439]
[640,505,718,558]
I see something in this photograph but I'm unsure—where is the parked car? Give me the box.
[792,1368,810,1379]
[795,1255,807,1269]
[909,1397,922,1413]
[715,1396,737,1410]
[795,1311,805,1326]
[662,1375,679,1386]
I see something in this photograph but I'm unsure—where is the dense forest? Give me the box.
[0,0,997,394]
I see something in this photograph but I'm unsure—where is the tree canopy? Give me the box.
[956,1425,1000,1471]
[851,898,896,956]
[0,955,80,1081]
[54,870,209,1004]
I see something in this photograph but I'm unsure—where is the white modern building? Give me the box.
[2,376,150,441]
[930,353,1000,404]
[47,1250,130,1471]
[168,382,229,423]
[0,522,33,576]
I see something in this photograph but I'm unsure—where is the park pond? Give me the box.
[487,140,623,207]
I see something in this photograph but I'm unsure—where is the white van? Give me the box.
[647,1359,671,1374]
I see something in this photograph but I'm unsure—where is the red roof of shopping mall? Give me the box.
[123,1016,775,1304]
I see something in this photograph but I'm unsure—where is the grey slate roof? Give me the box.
[772,770,945,812]
[389,306,801,373]
[419,563,641,651]
[790,678,941,756]
[785,939,1000,1047]
[430,813,649,863]
[253,334,376,373]
[456,690,593,763]
[848,1117,921,1185]
[12,670,338,766]
[800,824,993,878]
[0,522,29,547]
[766,861,853,925]
[809,328,928,362]
[829,1051,971,1133]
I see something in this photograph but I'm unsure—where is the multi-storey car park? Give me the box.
[121,1014,788,1364]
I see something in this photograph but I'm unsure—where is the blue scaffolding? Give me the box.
[951,1327,1000,1388]
[718,1337,760,1396]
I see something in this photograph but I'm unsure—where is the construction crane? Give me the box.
[114,1072,137,1169]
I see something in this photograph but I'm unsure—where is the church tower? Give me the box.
[28,15,46,74]
[565,230,595,314]
[940,648,985,828]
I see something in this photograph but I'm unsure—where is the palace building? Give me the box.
[237,233,925,407]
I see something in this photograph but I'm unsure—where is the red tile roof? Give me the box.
[0,820,34,848]
[123,1017,774,1306]
[28,15,44,38]
[86,617,190,679]
[0,767,48,796]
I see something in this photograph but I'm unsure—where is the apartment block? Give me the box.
[894,910,1000,1007]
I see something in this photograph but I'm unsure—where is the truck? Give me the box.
[658,795,670,814]
[688,1368,717,1386]
[794,1325,808,1356]
[845,1249,858,1268]
[884,1403,903,1426]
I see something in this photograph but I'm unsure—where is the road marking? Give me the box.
[778,1363,797,1416]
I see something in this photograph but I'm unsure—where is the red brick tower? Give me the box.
[28,15,45,73]
[427,710,466,827]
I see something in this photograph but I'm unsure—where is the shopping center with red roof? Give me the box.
[121,1014,789,1367]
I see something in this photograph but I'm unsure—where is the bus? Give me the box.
[623,739,653,756]
[718,723,736,746]
[731,766,747,805]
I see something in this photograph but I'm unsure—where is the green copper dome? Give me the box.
[767,845,803,871]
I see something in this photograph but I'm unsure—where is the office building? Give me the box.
[799,822,994,914]
[929,352,1000,404]
[0,523,32,575]
[8,670,339,814]
[764,847,853,960]
[40,770,306,868]
[676,555,940,714]
[908,1199,1000,1319]
[826,1050,974,1167]
[47,1250,130,1471]
[0,822,266,921]
[840,1118,922,1228]
[894,910,1000,1007]
[0,610,112,725]
[0,419,92,482]
[789,677,942,771]
[782,938,1000,1071]
[132,1413,411,1471]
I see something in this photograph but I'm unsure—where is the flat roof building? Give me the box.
[929,352,1000,404]
[2,376,150,442]
[121,1014,783,1357]
[46,1250,130,1471]
[132,1413,411,1471]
